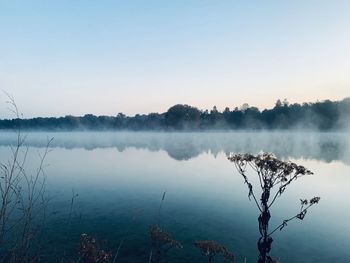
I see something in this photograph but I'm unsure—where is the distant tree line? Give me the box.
[1,98,349,131]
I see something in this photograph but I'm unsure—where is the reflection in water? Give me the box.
[0,131,349,262]
[0,131,349,164]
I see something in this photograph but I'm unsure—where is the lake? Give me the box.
[0,131,349,262]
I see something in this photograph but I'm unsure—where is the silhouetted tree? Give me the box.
[164,104,201,130]
[0,98,349,131]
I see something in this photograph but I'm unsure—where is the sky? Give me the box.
[0,0,350,118]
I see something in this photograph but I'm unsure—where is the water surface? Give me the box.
[0,131,349,262]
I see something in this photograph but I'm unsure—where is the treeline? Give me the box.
[1,98,350,131]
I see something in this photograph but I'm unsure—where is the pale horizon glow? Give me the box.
[1,1,350,118]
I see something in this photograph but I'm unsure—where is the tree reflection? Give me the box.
[0,132,348,164]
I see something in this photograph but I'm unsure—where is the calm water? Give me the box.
[0,131,349,262]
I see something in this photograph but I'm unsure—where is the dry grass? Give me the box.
[0,94,53,262]
[194,240,235,263]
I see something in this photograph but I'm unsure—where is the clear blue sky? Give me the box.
[1,0,350,118]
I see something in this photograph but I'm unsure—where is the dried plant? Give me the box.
[228,153,320,263]
[0,94,53,262]
[194,240,235,263]
[149,225,182,263]
[79,234,112,263]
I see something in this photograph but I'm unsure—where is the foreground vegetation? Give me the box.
[229,153,320,263]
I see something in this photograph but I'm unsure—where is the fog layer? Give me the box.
[0,131,349,165]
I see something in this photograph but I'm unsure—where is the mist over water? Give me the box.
[0,131,349,164]
[0,131,349,262]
